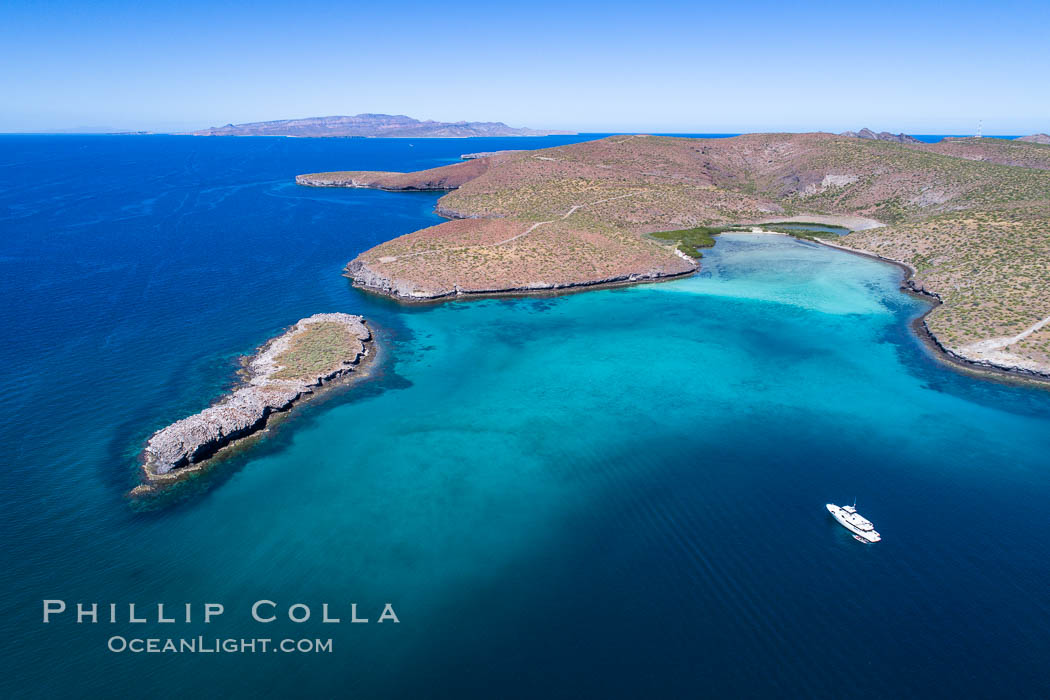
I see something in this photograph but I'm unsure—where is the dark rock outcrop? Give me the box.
[840,128,922,144]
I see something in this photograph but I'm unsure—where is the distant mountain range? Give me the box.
[186,114,575,138]
[840,128,922,144]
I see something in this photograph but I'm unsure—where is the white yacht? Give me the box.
[826,502,881,543]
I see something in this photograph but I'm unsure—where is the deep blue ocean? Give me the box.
[2,135,1049,699]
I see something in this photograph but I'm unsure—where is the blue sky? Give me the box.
[2,0,1048,134]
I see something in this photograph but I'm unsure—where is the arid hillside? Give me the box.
[907,137,1050,170]
[300,133,1050,376]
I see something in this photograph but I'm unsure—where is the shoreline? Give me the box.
[351,222,1050,388]
[754,213,885,231]
[295,174,457,191]
[345,263,699,304]
[132,314,378,496]
[805,235,1050,388]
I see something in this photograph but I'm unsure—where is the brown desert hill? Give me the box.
[1017,133,1050,145]
[909,136,1050,170]
[189,114,574,138]
[300,132,1050,377]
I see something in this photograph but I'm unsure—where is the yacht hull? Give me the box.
[826,503,881,542]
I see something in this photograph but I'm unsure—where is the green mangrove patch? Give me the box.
[649,226,738,258]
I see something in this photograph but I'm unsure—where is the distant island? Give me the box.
[186,114,575,138]
[298,133,1050,381]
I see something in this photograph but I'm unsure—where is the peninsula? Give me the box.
[136,313,373,493]
[188,114,574,138]
[299,132,1050,379]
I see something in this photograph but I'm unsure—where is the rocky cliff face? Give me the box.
[140,313,372,487]
[344,260,422,298]
[840,128,922,144]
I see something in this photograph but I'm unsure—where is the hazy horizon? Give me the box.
[3,0,1048,135]
[0,120,1036,137]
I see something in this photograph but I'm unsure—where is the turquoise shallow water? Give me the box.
[2,137,1050,698]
